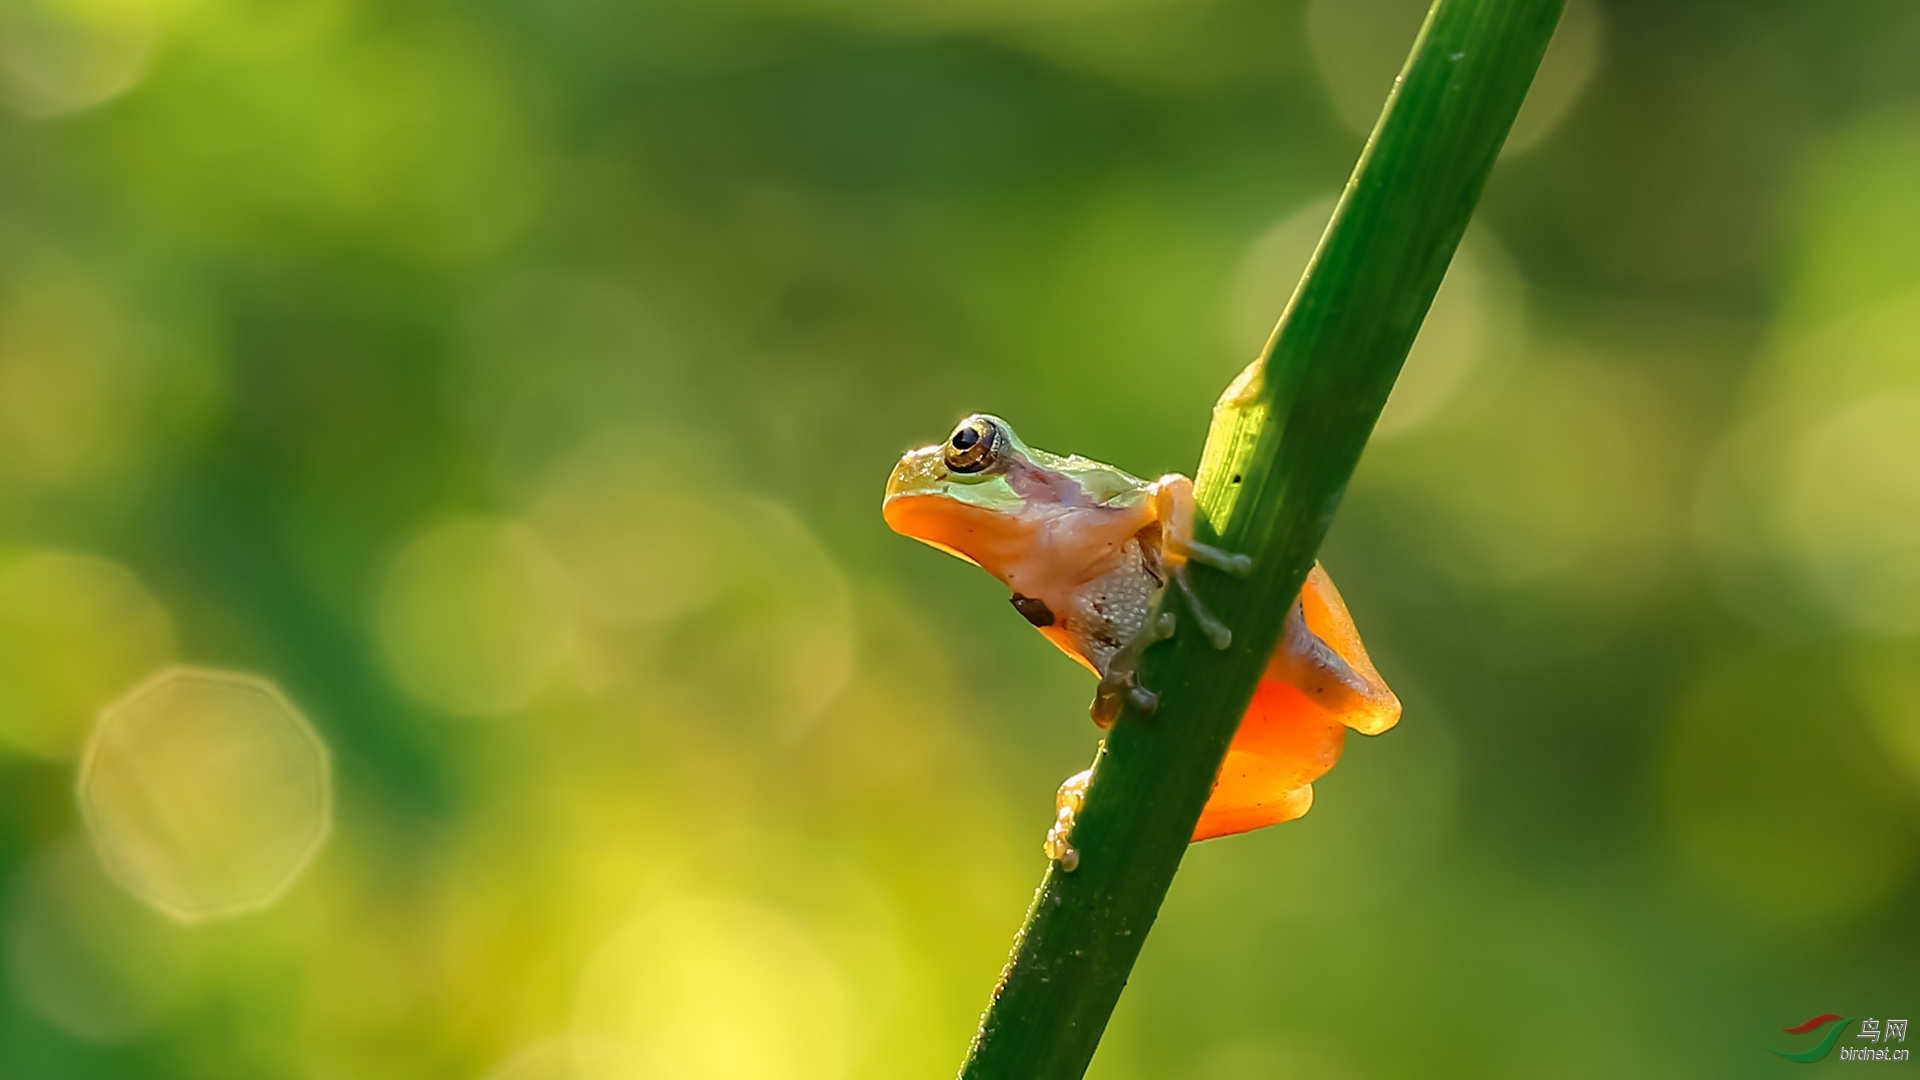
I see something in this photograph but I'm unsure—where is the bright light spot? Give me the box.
[1305,0,1427,134]
[315,28,546,258]
[480,1037,670,1080]
[0,0,156,116]
[1227,197,1334,357]
[644,497,855,737]
[691,0,1157,36]
[1361,355,1680,600]
[1784,108,1920,325]
[1305,0,1598,151]
[1854,650,1920,795]
[377,518,573,716]
[1690,292,1920,633]
[1783,395,1920,634]
[1181,1040,1363,1080]
[0,550,174,759]
[0,271,217,496]
[530,437,727,627]
[1688,411,1808,634]
[542,469,855,736]
[4,839,199,1042]
[78,667,332,921]
[573,896,850,1080]
[1230,199,1516,438]
[1374,242,1504,438]
[1441,367,1671,589]
[1504,0,1602,153]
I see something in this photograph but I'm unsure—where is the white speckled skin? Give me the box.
[1055,530,1163,677]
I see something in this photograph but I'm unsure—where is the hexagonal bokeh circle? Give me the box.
[78,668,332,921]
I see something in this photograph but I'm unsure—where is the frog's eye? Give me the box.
[945,416,1000,474]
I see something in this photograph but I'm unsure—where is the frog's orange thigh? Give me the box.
[1193,780,1314,842]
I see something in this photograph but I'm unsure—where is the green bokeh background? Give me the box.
[1,0,1918,1076]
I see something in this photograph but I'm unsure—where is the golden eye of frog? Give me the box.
[884,413,1401,858]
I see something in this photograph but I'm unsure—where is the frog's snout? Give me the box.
[882,446,952,543]
[883,445,950,506]
[884,445,997,571]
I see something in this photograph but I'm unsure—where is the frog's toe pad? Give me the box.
[1126,684,1159,715]
[1045,769,1092,870]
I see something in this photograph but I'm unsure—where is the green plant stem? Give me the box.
[956,1,1564,1077]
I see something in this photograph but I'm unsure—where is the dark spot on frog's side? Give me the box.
[1010,594,1055,627]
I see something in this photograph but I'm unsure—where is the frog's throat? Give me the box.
[882,492,1033,576]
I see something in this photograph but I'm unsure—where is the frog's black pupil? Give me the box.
[952,427,980,451]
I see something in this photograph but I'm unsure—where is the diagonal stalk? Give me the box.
[957,1,1565,1077]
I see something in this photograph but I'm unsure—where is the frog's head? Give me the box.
[883,414,1139,571]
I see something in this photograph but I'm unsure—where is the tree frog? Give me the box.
[883,414,1400,865]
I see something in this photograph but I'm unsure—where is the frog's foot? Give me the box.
[1150,474,1253,578]
[1171,565,1233,651]
[1045,769,1092,872]
[1090,671,1158,729]
[1275,598,1374,711]
[1091,612,1177,727]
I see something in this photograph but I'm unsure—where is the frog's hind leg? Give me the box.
[1194,563,1400,842]
[1194,674,1345,841]
[1276,564,1401,736]
[1272,599,1373,709]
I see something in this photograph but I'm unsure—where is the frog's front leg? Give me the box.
[1149,474,1253,576]
[1151,474,1250,651]
[1087,475,1252,727]
[1090,611,1176,728]
[1085,562,1237,727]
[1169,566,1233,650]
